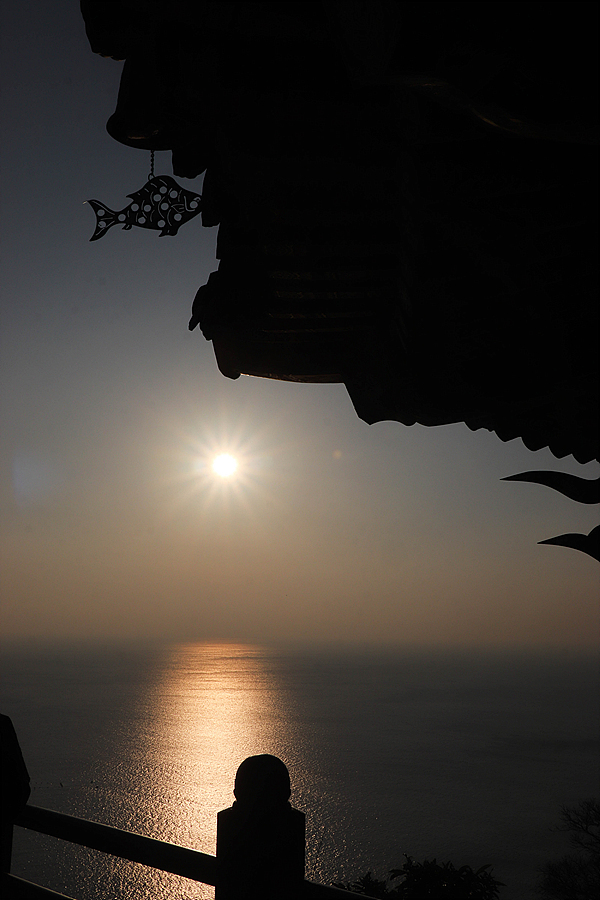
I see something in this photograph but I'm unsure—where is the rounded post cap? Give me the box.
[233,754,291,807]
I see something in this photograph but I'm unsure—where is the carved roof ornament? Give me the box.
[502,471,600,561]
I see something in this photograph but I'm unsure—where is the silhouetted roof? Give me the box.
[82,1,599,463]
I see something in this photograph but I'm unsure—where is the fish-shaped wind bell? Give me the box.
[87,175,201,241]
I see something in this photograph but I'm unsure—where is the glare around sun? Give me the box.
[212,454,238,477]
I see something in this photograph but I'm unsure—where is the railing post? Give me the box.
[216,754,305,900]
[1,714,31,877]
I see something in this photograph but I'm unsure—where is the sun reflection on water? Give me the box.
[123,643,303,899]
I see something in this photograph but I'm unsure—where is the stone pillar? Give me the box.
[216,754,305,900]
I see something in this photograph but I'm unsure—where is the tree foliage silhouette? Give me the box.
[334,855,503,898]
[536,799,600,900]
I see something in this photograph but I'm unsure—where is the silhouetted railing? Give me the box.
[1,719,351,899]
[6,804,352,898]
[12,803,216,885]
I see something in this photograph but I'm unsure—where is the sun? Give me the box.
[211,454,238,478]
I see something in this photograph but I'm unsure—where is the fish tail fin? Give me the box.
[87,199,118,241]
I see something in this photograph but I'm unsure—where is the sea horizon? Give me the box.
[2,640,598,899]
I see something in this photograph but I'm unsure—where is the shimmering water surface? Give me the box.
[1,643,598,899]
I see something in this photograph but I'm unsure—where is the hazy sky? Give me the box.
[1,2,598,649]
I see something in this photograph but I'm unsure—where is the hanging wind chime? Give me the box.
[86,150,202,241]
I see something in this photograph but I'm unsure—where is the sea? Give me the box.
[1,642,598,899]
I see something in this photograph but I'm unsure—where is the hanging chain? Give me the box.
[149,149,155,180]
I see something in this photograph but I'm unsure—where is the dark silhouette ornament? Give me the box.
[539,525,599,562]
[87,174,201,241]
[503,470,600,561]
